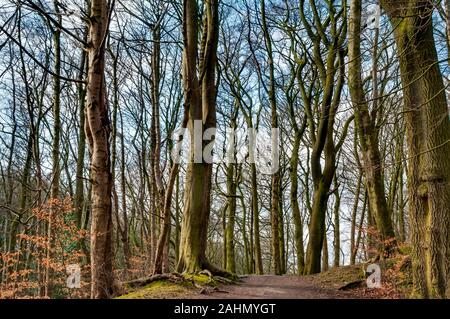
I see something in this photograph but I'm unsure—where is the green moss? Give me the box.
[382,258,399,269]
[398,245,412,256]
[116,273,220,299]
[183,273,218,287]
[116,280,193,299]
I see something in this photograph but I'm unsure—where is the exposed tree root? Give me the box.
[202,261,238,281]
[121,262,238,298]
[338,280,365,291]
[198,269,235,285]
[125,273,184,289]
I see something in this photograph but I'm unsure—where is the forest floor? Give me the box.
[197,275,356,299]
[118,259,412,299]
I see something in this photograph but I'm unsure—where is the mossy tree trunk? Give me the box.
[322,235,329,272]
[290,130,305,274]
[381,0,450,298]
[177,0,221,274]
[350,172,362,265]
[225,156,236,273]
[285,55,308,275]
[348,0,396,258]
[299,0,349,275]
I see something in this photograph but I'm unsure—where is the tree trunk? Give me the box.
[85,0,114,299]
[225,161,236,273]
[350,173,362,265]
[260,0,281,275]
[251,162,263,274]
[348,0,396,257]
[290,132,305,275]
[333,176,340,267]
[75,31,88,230]
[45,0,62,297]
[322,235,329,272]
[176,0,221,274]
[300,0,347,274]
[381,0,450,298]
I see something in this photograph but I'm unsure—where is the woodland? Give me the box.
[0,0,449,299]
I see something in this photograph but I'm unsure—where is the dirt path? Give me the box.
[199,275,357,299]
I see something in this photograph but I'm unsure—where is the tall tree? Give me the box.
[348,0,396,258]
[176,0,221,274]
[300,0,350,274]
[85,0,114,298]
[224,109,238,274]
[381,0,450,298]
[260,0,282,275]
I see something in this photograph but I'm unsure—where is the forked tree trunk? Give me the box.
[300,0,348,275]
[348,0,396,258]
[176,0,221,274]
[153,112,188,274]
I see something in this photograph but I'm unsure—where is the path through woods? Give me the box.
[200,275,354,299]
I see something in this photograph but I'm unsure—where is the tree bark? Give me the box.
[348,0,396,258]
[85,0,114,298]
[225,161,236,273]
[333,176,340,267]
[381,0,450,298]
[260,0,282,275]
[350,173,362,265]
[300,0,347,275]
[177,0,221,274]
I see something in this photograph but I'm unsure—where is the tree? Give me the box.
[381,0,450,298]
[348,0,396,257]
[85,0,114,298]
[299,0,350,274]
[260,0,282,276]
[176,0,222,274]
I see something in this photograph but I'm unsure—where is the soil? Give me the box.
[198,275,360,299]
[118,262,409,299]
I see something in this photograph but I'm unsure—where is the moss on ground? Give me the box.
[116,273,223,299]
[183,273,215,286]
[117,280,194,299]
